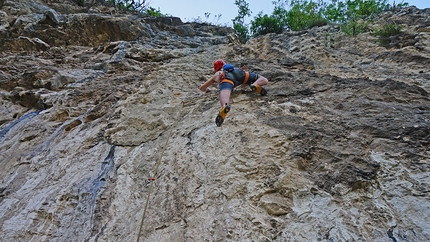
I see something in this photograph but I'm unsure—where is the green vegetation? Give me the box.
[106,0,147,11]
[233,0,409,40]
[340,19,370,36]
[325,0,390,36]
[74,0,409,44]
[146,7,163,17]
[285,0,327,31]
[74,0,168,17]
[373,22,403,46]
[250,1,288,36]
[250,13,284,36]
[233,0,252,42]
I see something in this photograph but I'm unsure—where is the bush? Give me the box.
[145,7,163,17]
[340,19,370,36]
[107,0,147,11]
[250,12,284,36]
[308,17,329,28]
[245,0,408,37]
[250,1,288,36]
[286,0,327,31]
[233,23,249,42]
[321,0,348,23]
[373,23,403,46]
[233,0,252,42]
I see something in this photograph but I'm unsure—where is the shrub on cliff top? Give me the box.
[243,0,409,38]
[74,0,149,12]
[373,22,403,46]
[233,0,252,42]
[106,0,147,11]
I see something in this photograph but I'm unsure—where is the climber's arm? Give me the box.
[200,72,221,92]
[199,78,214,92]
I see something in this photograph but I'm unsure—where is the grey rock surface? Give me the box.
[0,1,429,241]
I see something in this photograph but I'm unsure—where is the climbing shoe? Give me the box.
[250,84,267,96]
[215,104,231,127]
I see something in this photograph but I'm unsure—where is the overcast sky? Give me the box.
[149,0,429,26]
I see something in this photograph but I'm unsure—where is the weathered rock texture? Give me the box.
[0,0,429,241]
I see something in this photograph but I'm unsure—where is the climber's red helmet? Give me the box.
[213,59,226,72]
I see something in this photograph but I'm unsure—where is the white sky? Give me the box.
[149,0,429,26]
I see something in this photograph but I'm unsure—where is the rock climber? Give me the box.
[199,59,269,127]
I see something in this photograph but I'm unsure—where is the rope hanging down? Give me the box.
[136,101,184,242]
[136,91,221,241]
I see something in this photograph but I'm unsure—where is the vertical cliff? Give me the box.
[0,1,429,241]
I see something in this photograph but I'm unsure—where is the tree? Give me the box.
[232,0,252,42]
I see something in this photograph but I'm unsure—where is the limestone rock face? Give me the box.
[0,1,429,241]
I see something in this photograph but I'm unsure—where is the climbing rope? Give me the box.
[136,100,184,242]
[135,90,225,241]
